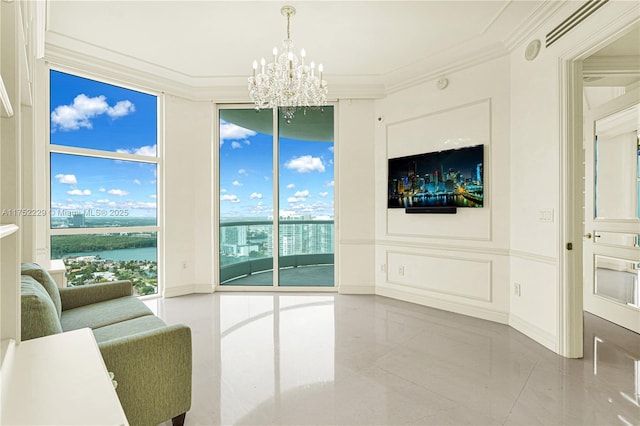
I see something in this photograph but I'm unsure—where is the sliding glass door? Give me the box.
[219,106,334,288]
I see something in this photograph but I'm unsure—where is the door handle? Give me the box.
[584,233,592,239]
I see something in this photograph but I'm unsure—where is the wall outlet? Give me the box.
[538,209,554,223]
[398,266,405,276]
[514,283,521,296]
[380,264,386,273]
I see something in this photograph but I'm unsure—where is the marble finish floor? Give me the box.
[149,294,640,425]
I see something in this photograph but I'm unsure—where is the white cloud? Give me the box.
[328,146,334,153]
[149,194,157,199]
[327,180,334,187]
[287,196,298,203]
[221,194,240,203]
[238,169,248,175]
[232,180,243,187]
[96,199,110,204]
[107,100,135,118]
[284,155,325,173]
[127,201,156,210]
[220,188,227,193]
[55,174,77,185]
[51,94,135,132]
[116,144,157,157]
[108,189,130,197]
[249,192,263,200]
[294,190,309,197]
[319,191,329,197]
[286,183,295,189]
[133,179,141,185]
[67,189,91,196]
[99,188,106,192]
[231,141,242,149]
[220,121,256,146]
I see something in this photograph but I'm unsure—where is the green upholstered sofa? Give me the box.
[20,263,192,426]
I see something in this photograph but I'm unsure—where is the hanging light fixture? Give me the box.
[248,5,328,122]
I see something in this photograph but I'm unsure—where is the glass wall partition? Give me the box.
[218,107,334,287]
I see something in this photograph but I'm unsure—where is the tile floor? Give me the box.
[150,293,640,426]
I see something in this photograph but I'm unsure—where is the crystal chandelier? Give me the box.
[248,5,328,122]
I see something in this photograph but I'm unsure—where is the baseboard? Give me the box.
[376,286,509,324]
[338,285,375,295]
[509,314,557,353]
[163,283,214,298]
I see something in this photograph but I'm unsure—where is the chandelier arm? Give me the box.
[249,5,326,121]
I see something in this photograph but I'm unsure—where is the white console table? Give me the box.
[1,328,128,425]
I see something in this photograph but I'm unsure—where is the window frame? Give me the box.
[215,104,338,291]
[47,66,164,298]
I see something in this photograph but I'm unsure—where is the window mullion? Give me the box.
[272,108,280,288]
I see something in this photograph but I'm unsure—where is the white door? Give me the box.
[583,90,640,333]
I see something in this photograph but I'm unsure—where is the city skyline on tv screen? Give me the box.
[388,144,484,209]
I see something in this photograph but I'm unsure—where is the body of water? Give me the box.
[64,246,157,262]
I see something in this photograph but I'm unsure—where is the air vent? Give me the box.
[546,0,609,47]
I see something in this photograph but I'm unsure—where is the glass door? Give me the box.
[278,108,335,287]
[219,108,274,286]
[218,106,335,288]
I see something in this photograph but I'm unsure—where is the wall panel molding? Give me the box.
[377,239,509,257]
[509,249,558,265]
[385,251,493,302]
[385,98,493,242]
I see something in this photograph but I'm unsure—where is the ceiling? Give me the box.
[45,1,545,95]
[582,25,640,110]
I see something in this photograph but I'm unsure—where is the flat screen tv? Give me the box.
[388,144,484,209]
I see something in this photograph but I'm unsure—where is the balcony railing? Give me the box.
[219,220,334,286]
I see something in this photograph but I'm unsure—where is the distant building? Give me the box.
[71,213,85,228]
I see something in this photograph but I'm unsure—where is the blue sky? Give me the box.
[219,119,334,219]
[49,70,334,220]
[50,70,158,218]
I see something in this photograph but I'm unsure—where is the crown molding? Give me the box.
[45,40,387,102]
[383,42,508,95]
[503,0,566,51]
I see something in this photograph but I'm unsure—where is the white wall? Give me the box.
[163,96,214,297]
[508,0,639,353]
[374,56,512,324]
[336,99,376,294]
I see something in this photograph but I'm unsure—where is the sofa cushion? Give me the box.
[61,296,153,332]
[21,275,63,341]
[92,315,168,344]
[21,262,62,319]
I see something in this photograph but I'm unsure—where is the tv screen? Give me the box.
[388,144,484,209]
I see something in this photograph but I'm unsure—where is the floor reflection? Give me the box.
[151,295,640,426]
[219,295,335,425]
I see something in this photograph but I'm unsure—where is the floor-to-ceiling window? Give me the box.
[49,70,160,296]
[218,106,335,287]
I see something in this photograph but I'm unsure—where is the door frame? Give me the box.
[560,20,639,357]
